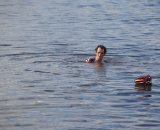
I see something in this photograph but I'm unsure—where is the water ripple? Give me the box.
[0,0,160,130]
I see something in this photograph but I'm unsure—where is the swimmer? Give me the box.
[85,45,107,63]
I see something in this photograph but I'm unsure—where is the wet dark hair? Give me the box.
[95,45,107,54]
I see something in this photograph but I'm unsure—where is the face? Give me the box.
[95,47,105,62]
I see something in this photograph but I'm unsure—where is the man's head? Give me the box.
[95,45,107,63]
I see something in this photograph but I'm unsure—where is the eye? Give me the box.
[98,52,104,54]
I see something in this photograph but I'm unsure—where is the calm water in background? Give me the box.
[0,0,160,130]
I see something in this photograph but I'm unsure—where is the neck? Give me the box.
[95,58,102,63]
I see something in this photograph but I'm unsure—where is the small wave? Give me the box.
[0,44,12,46]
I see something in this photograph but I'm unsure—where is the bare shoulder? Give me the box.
[85,57,95,63]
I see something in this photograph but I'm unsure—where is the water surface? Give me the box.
[0,0,160,130]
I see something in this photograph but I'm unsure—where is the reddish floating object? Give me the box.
[135,74,152,85]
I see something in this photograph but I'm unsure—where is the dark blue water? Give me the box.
[0,0,160,130]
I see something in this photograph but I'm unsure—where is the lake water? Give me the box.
[0,0,160,130]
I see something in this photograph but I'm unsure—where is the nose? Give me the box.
[98,52,103,56]
[99,53,102,57]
